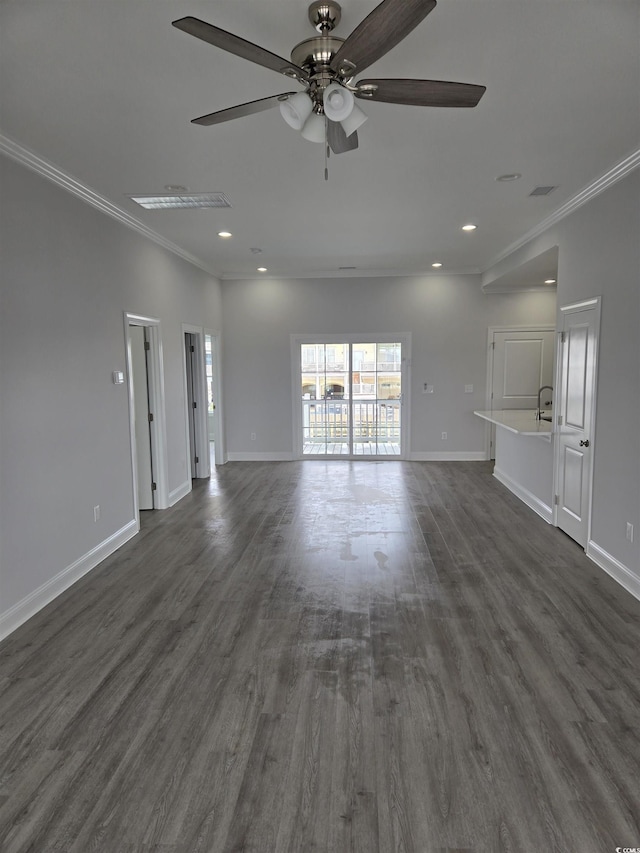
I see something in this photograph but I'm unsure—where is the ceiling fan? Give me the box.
[172,0,486,157]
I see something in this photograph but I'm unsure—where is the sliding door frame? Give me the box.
[291,333,411,460]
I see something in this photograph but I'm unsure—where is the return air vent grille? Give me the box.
[128,192,232,209]
[529,185,557,197]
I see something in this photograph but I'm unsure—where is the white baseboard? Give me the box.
[0,518,139,642]
[227,452,295,462]
[168,479,191,506]
[410,451,486,462]
[586,541,640,602]
[493,467,553,524]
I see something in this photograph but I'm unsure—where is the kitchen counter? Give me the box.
[474,409,554,523]
[474,409,552,437]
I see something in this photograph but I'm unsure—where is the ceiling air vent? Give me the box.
[128,192,232,210]
[529,185,557,197]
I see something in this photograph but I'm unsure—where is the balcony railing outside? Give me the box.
[302,399,401,455]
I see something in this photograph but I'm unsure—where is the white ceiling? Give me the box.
[1,0,638,281]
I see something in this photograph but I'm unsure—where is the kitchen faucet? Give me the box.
[536,385,553,420]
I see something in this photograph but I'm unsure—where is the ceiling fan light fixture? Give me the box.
[323,82,354,121]
[301,112,326,143]
[279,92,314,130]
[340,102,367,137]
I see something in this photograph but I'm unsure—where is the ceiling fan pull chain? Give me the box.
[324,119,330,181]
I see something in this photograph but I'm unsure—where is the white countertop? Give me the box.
[474,409,553,436]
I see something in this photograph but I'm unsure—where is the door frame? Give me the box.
[124,313,169,516]
[484,324,556,459]
[205,329,225,466]
[182,324,210,478]
[291,333,411,459]
[552,296,601,541]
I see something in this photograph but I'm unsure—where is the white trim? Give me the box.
[124,314,170,511]
[559,297,600,313]
[490,148,640,268]
[586,541,640,603]
[0,133,216,277]
[410,451,486,462]
[205,329,225,466]
[168,480,192,506]
[227,452,295,462]
[3,133,638,284]
[0,519,138,641]
[493,467,553,524]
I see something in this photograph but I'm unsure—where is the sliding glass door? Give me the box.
[298,338,405,457]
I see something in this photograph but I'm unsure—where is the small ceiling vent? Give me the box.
[529,185,557,197]
[128,192,232,210]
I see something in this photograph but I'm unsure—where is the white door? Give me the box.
[488,327,555,458]
[492,329,555,409]
[555,301,600,547]
[130,325,154,510]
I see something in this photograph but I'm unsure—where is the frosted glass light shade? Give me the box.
[279,92,313,130]
[340,103,367,137]
[301,112,326,143]
[323,83,354,121]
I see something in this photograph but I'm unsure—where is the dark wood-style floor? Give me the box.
[1,461,639,852]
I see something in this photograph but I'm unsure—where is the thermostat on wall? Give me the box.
[112,371,125,384]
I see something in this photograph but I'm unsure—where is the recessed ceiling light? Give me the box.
[431,262,443,268]
[257,267,268,272]
[217,231,232,238]
[462,223,477,231]
[496,173,521,182]
[544,279,557,285]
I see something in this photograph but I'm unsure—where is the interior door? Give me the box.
[492,329,555,409]
[489,328,555,458]
[185,332,198,478]
[130,325,154,510]
[556,303,599,547]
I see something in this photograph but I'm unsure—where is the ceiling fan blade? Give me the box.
[355,78,486,107]
[173,16,308,83]
[327,120,359,154]
[192,93,297,126]
[330,0,436,77]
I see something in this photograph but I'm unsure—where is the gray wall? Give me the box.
[482,170,640,584]
[220,274,556,457]
[0,155,222,624]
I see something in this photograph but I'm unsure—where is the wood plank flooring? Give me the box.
[1,461,639,852]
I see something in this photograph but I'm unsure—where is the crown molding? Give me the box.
[3,132,638,285]
[220,266,481,280]
[489,148,640,269]
[0,133,219,278]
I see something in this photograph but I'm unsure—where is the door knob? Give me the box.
[580,439,590,447]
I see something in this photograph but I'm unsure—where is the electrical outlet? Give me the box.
[626,522,634,542]
[441,432,448,440]
[250,432,256,441]
[93,505,100,522]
